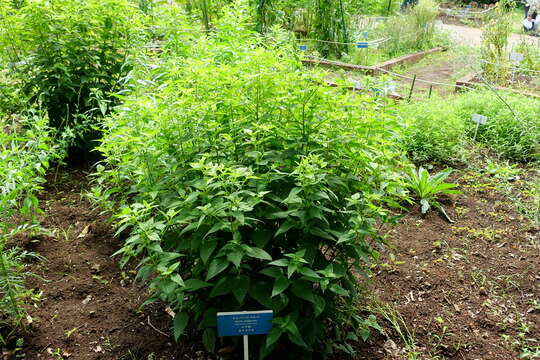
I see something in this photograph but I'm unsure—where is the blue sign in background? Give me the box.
[217,310,273,337]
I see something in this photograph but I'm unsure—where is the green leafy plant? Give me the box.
[0,111,55,343]
[480,0,511,84]
[401,90,540,163]
[0,0,148,151]
[405,167,460,214]
[94,2,408,357]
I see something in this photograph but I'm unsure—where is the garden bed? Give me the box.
[455,72,540,99]
[12,157,539,360]
[303,47,446,74]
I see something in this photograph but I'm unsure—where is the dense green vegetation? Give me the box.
[93,6,409,356]
[0,0,538,358]
[0,112,56,343]
[0,0,147,151]
[400,90,540,164]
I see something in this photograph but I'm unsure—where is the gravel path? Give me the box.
[441,23,540,48]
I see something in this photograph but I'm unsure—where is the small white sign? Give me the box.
[472,114,488,125]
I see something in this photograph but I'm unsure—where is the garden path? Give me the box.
[440,23,540,49]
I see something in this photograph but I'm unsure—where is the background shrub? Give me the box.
[400,90,540,164]
[0,0,147,151]
[95,3,408,357]
[399,94,471,164]
[0,111,55,341]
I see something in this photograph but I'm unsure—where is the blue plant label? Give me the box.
[370,87,382,96]
[472,114,488,125]
[217,310,273,337]
[362,31,368,40]
[356,42,368,48]
[299,45,308,51]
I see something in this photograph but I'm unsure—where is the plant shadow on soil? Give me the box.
[3,157,539,360]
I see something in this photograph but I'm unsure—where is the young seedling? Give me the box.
[404,167,461,222]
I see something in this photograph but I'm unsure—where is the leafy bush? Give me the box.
[95,3,408,357]
[383,0,441,58]
[400,90,540,163]
[399,95,471,164]
[0,112,56,341]
[0,0,147,150]
[455,91,540,161]
[480,2,511,84]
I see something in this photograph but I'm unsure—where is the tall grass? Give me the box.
[381,0,440,57]
[481,2,511,84]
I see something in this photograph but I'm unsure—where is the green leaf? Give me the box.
[249,282,272,308]
[272,276,291,297]
[275,219,295,237]
[312,295,326,317]
[266,327,282,348]
[287,322,308,348]
[227,251,244,268]
[259,267,283,278]
[287,263,298,279]
[309,227,335,241]
[200,307,218,328]
[202,328,216,352]
[200,238,217,264]
[245,246,272,261]
[171,274,185,286]
[359,327,370,341]
[329,284,349,296]
[299,267,320,279]
[291,281,314,303]
[206,258,229,281]
[269,259,289,267]
[231,275,250,304]
[206,222,228,237]
[173,312,189,341]
[209,277,233,298]
[184,278,212,291]
[283,187,303,204]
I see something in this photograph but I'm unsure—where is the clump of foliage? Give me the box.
[0,112,56,343]
[480,1,511,84]
[404,167,460,214]
[400,90,540,163]
[344,0,444,66]
[311,0,350,57]
[399,95,471,164]
[0,0,147,151]
[382,0,441,57]
[356,0,398,15]
[514,40,540,73]
[94,2,409,357]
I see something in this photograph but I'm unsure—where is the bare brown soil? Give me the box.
[6,169,206,360]
[356,163,540,359]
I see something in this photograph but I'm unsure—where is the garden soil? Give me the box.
[4,162,540,359]
[8,168,207,360]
